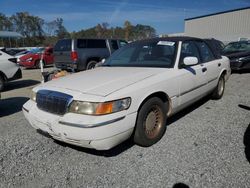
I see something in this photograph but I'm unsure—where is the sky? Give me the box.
[0,0,250,34]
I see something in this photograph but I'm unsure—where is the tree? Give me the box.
[0,13,13,31]
[45,20,58,36]
[124,20,132,40]
[55,18,69,39]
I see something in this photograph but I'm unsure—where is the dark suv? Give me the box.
[53,38,127,71]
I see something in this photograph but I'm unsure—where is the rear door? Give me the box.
[195,41,221,91]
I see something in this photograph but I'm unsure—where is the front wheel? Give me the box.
[134,97,167,147]
[211,75,225,100]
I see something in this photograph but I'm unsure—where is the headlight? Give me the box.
[68,98,131,115]
[26,57,33,61]
[30,90,37,102]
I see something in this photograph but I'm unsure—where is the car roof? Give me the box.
[133,36,203,43]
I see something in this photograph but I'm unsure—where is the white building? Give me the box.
[185,7,250,43]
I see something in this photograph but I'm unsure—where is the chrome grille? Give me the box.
[36,90,73,115]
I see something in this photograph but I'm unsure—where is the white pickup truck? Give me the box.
[23,37,231,150]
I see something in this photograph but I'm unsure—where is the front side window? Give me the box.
[103,41,177,68]
[195,41,215,63]
[180,41,200,66]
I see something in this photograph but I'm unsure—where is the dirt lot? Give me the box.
[0,68,250,188]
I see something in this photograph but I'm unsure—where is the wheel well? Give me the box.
[139,92,172,116]
[87,57,100,63]
[0,71,7,82]
[221,70,227,78]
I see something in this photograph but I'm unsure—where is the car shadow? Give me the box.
[173,183,190,188]
[4,79,40,92]
[244,124,250,163]
[232,70,250,74]
[167,95,211,125]
[36,129,134,157]
[239,104,250,163]
[0,97,29,117]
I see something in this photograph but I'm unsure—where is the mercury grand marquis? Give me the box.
[23,37,231,150]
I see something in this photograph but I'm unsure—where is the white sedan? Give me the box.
[23,37,231,150]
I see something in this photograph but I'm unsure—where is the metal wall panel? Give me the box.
[185,9,250,42]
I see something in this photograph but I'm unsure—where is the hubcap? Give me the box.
[218,78,224,96]
[144,105,163,139]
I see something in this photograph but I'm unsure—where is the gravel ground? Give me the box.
[0,68,249,188]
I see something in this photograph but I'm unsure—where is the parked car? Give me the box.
[222,41,250,71]
[53,38,127,71]
[0,48,22,91]
[14,50,30,62]
[19,47,54,68]
[23,37,230,150]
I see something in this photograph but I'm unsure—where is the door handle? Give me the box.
[202,67,207,72]
[218,63,221,67]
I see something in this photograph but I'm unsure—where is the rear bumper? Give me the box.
[8,68,22,81]
[55,62,77,70]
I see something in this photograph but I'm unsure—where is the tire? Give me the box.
[86,60,97,70]
[134,97,167,147]
[0,76,4,91]
[211,75,225,100]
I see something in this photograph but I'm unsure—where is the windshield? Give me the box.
[223,42,250,53]
[103,40,177,68]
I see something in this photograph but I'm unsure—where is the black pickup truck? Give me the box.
[53,38,127,71]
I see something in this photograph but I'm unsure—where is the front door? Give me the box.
[177,41,209,108]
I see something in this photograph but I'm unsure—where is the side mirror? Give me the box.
[183,57,198,66]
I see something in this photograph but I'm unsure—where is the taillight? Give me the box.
[8,58,17,63]
[71,51,78,61]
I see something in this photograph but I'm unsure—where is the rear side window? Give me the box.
[77,39,87,48]
[54,39,71,51]
[195,41,215,63]
[87,39,106,48]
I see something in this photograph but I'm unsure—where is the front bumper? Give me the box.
[230,60,250,71]
[23,100,136,150]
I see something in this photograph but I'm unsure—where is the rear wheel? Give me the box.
[86,60,97,70]
[0,76,5,91]
[212,75,225,100]
[134,97,167,147]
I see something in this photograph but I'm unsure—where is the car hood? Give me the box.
[20,53,39,61]
[40,67,167,97]
[222,50,250,59]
